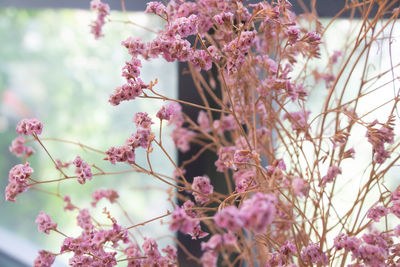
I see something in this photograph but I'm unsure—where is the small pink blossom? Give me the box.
[320,166,341,187]
[301,242,328,265]
[171,127,195,152]
[126,129,153,149]
[77,208,94,232]
[63,195,76,211]
[133,112,153,129]
[35,211,57,234]
[109,78,148,106]
[73,156,93,184]
[145,1,166,16]
[34,250,56,267]
[5,163,33,202]
[16,118,43,136]
[191,176,213,204]
[197,110,211,132]
[239,193,276,233]
[214,206,243,232]
[9,136,35,157]
[91,189,119,207]
[283,110,310,134]
[90,0,110,39]
[105,145,135,164]
[367,205,388,222]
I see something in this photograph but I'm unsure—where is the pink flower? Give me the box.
[191,49,213,71]
[9,136,35,157]
[91,189,119,207]
[213,115,236,135]
[201,251,218,267]
[126,129,153,149]
[239,193,276,233]
[77,209,94,232]
[133,112,153,129]
[366,122,394,164]
[122,58,142,80]
[170,14,198,38]
[367,206,388,222]
[34,250,56,267]
[285,27,300,45]
[63,195,76,211]
[292,177,310,197]
[5,163,33,202]
[90,0,110,39]
[35,211,57,234]
[171,127,195,153]
[214,206,243,232]
[283,110,310,134]
[301,242,328,265]
[73,156,93,184]
[105,145,135,164]
[121,37,145,57]
[201,234,222,251]
[215,146,236,172]
[156,102,183,125]
[109,78,148,106]
[197,110,210,132]
[145,1,166,16]
[191,176,213,204]
[213,12,233,25]
[170,207,197,234]
[320,166,341,187]
[334,233,361,252]
[233,170,256,193]
[16,118,43,136]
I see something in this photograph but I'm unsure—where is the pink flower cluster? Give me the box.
[133,112,153,129]
[63,195,76,211]
[267,241,297,267]
[366,120,395,164]
[35,211,57,234]
[215,193,276,233]
[191,176,213,204]
[222,31,256,74]
[301,242,328,265]
[91,188,119,207]
[283,110,311,135]
[9,136,35,157]
[33,250,55,267]
[200,233,237,266]
[5,163,33,202]
[105,145,135,164]
[77,208,94,232]
[333,231,395,266]
[90,0,109,39]
[233,169,256,193]
[170,200,208,239]
[390,187,400,218]
[73,156,92,184]
[320,165,341,187]
[126,238,177,266]
[367,205,388,222]
[108,78,148,106]
[126,128,153,149]
[16,118,43,136]
[157,102,195,152]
